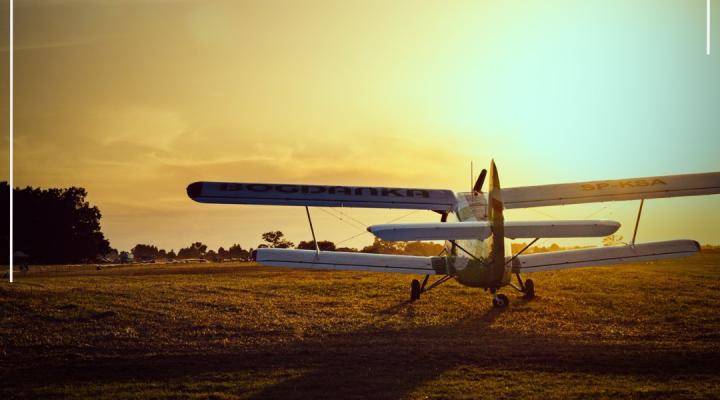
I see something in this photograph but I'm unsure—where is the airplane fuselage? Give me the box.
[444,189,513,289]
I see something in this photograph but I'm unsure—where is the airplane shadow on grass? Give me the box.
[4,301,720,399]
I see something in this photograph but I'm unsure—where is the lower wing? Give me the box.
[512,240,700,272]
[256,248,447,275]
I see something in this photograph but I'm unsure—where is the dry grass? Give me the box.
[2,255,720,399]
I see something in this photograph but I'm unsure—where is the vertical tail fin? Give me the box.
[488,160,507,285]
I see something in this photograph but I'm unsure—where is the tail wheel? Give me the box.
[492,293,509,308]
[523,279,535,299]
[410,279,421,302]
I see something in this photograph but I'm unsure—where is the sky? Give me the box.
[2,0,719,252]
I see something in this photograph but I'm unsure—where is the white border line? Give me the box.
[9,0,13,282]
[709,0,712,55]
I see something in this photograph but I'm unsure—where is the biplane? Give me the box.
[187,161,720,308]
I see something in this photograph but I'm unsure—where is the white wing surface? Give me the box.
[368,222,492,241]
[256,248,446,275]
[188,182,456,211]
[503,220,620,239]
[502,172,720,209]
[512,240,700,272]
[367,220,620,241]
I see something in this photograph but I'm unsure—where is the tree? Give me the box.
[361,238,405,254]
[104,248,119,261]
[9,182,111,264]
[403,241,444,256]
[261,231,294,248]
[118,251,132,263]
[131,244,160,261]
[297,240,336,251]
[227,244,250,259]
[335,247,358,252]
[177,242,207,259]
[603,234,624,247]
[0,183,8,264]
[360,239,442,256]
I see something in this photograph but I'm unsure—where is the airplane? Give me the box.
[187,161,720,308]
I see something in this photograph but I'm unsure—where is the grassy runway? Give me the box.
[2,254,720,399]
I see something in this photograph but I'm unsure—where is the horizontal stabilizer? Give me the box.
[256,248,445,275]
[368,220,620,241]
[188,182,456,211]
[368,222,492,241]
[504,220,620,239]
[502,172,720,209]
[512,240,700,272]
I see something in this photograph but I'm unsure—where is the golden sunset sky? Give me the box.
[2,0,719,252]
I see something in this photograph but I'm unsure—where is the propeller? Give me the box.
[473,168,487,194]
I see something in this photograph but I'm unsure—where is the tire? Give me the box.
[492,293,509,308]
[410,279,421,302]
[523,279,535,299]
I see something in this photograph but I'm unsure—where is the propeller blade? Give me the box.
[473,169,487,193]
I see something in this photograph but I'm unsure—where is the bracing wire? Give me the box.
[329,207,369,228]
[384,209,420,224]
[317,207,370,246]
[332,209,422,246]
[527,208,559,219]
[317,207,367,231]
[583,205,609,219]
[336,231,371,246]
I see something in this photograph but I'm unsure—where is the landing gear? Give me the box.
[506,238,539,302]
[523,278,535,299]
[510,272,536,300]
[410,279,421,302]
[490,288,509,308]
[492,293,509,308]
[409,274,453,302]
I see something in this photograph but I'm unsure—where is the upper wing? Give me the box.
[187,181,456,211]
[502,172,720,209]
[256,248,447,275]
[512,240,700,272]
[367,220,619,241]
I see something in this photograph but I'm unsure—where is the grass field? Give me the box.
[2,254,720,399]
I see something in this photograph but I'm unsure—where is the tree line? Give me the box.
[8,182,714,265]
[2,182,111,264]
[0,182,443,264]
[129,242,252,262]
[128,232,444,262]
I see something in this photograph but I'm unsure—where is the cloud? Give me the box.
[8,0,720,251]
[0,38,100,53]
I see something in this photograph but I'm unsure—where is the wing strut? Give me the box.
[449,240,484,263]
[506,238,540,267]
[506,238,539,298]
[631,199,644,245]
[305,206,320,255]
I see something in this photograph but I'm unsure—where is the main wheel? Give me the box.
[523,279,535,299]
[410,279,421,302]
[492,294,509,308]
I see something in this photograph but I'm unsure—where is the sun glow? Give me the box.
[3,0,719,251]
